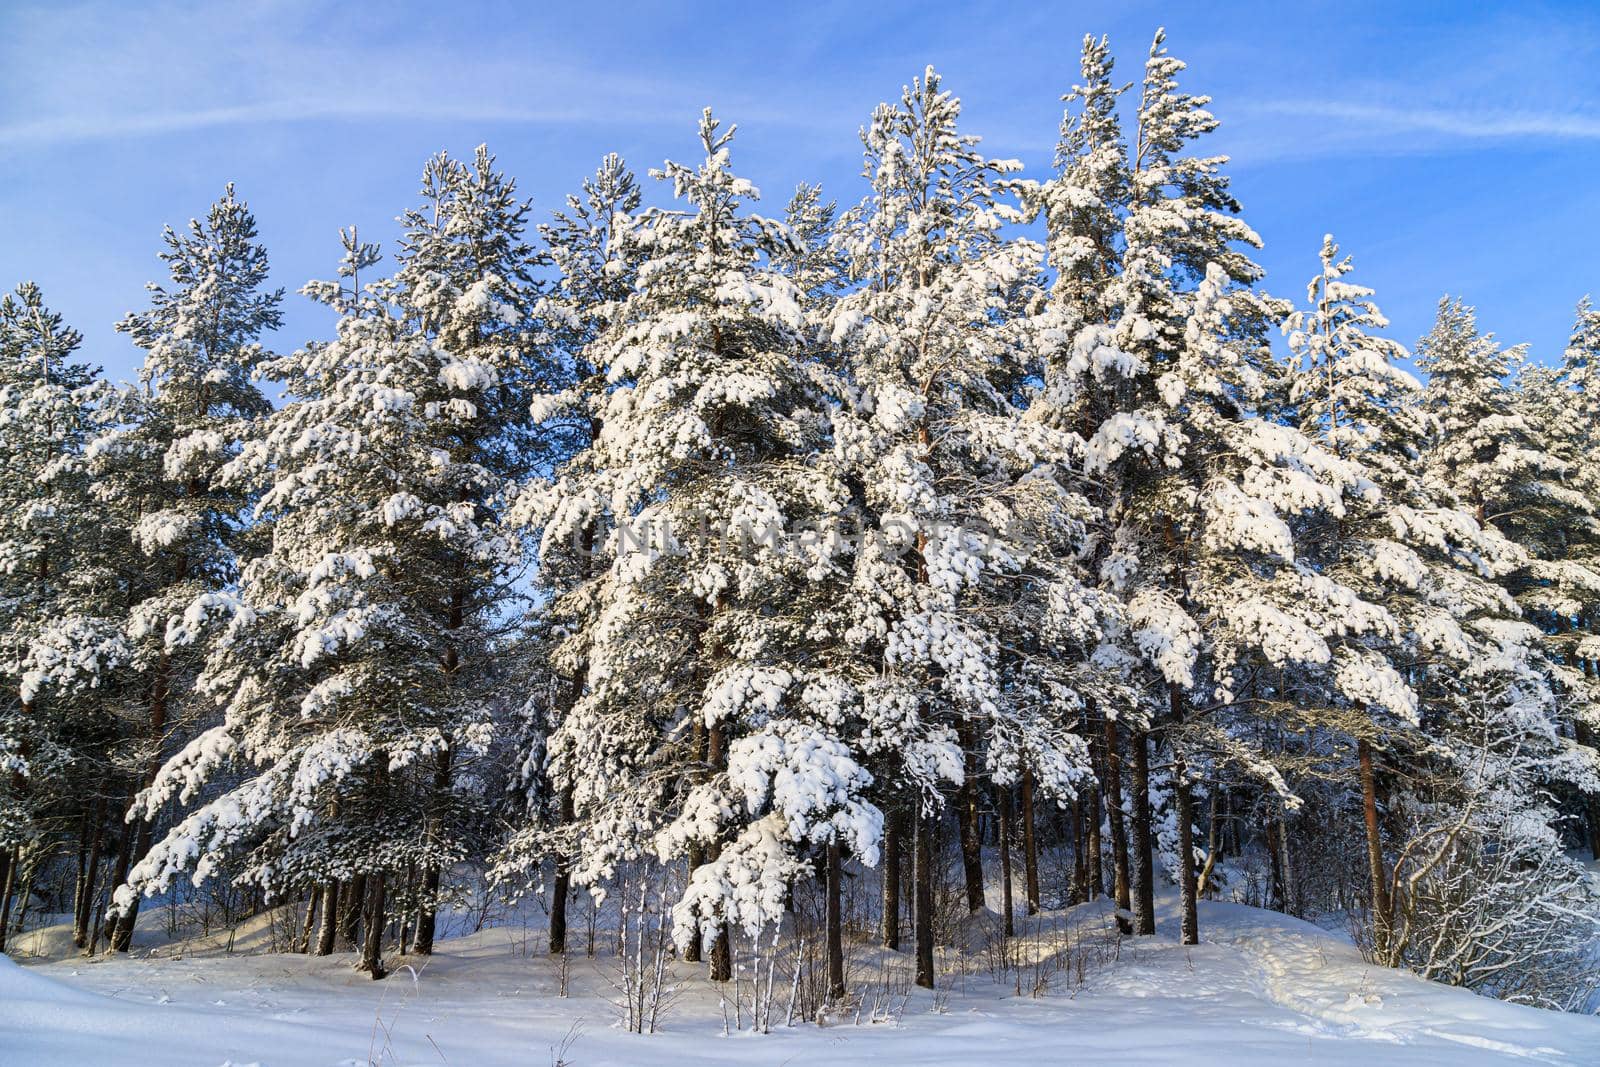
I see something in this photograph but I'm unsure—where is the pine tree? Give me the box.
[91,185,282,952]
[1049,31,1383,948]
[508,113,875,986]
[830,66,1097,981]
[117,149,545,977]
[1027,30,1139,929]
[1536,298,1600,856]
[496,152,644,956]
[1283,237,1531,958]
[0,284,126,951]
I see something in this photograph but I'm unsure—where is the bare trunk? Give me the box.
[0,846,15,952]
[411,750,452,957]
[315,881,339,956]
[682,719,706,964]
[1173,758,1199,946]
[1358,738,1392,958]
[708,923,732,982]
[1276,815,1297,918]
[1268,810,1287,911]
[298,889,318,953]
[957,731,985,914]
[110,821,154,952]
[1196,789,1221,901]
[1085,785,1103,900]
[1021,770,1040,916]
[1069,795,1087,905]
[1130,730,1156,935]
[340,874,366,949]
[826,841,845,1000]
[1102,717,1133,933]
[74,798,106,948]
[997,784,1014,938]
[358,871,386,979]
[1169,684,1198,946]
[914,804,935,989]
[549,786,575,955]
[881,808,901,950]
[113,650,170,954]
[71,812,90,939]
[704,721,732,982]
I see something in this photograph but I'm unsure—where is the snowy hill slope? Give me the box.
[4,899,1596,1066]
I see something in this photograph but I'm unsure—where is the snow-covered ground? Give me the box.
[4,898,1596,1066]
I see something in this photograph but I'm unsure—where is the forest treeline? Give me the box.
[2,29,1598,1012]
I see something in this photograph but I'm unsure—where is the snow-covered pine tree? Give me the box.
[1416,298,1597,778]
[495,153,644,956]
[829,66,1096,983]
[1533,297,1600,856]
[509,112,875,986]
[116,148,545,977]
[1025,30,1140,928]
[1505,300,1600,847]
[1383,296,1600,1001]
[1040,32,1391,948]
[1283,237,1536,957]
[381,144,550,958]
[88,186,282,952]
[1417,298,1566,532]
[0,284,127,951]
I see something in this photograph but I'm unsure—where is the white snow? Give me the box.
[4,898,1595,1066]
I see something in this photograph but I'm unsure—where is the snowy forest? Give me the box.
[4,27,1600,1054]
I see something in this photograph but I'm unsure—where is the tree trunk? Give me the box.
[298,890,318,953]
[914,804,935,989]
[71,811,90,939]
[97,812,135,953]
[682,720,707,964]
[397,863,416,954]
[702,721,732,982]
[826,841,845,1000]
[1276,815,1297,917]
[707,922,732,982]
[1021,770,1040,916]
[0,845,16,953]
[359,871,386,979]
[1168,683,1199,945]
[881,808,901,950]
[110,821,154,952]
[340,874,366,949]
[315,881,339,956]
[74,799,107,948]
[1069,795,1086,905]
[1102,717,1133,934]
[549,786,575,956]
[112,647,172,954]
[997,784,1014,938]
[11,858,35,938]
[1130,730,1156,935]
[1358,738,1392,959]
[1267,810,1287,910]
[1085,785,1103,900]
[411,750,452,957]
[956,726,984,914]
[1171,756,1200,945]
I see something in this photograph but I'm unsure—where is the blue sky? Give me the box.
[3,0,1598,383]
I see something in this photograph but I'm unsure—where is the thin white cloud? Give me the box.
[0,1,850,149]
[1249,99,1600,142]
[0,99,699,147]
